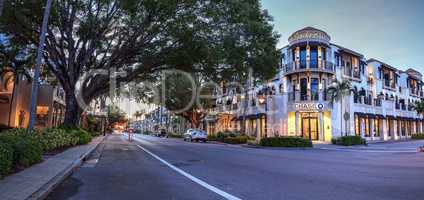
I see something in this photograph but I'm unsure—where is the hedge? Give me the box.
[223,136,249,144]
[331,136,366,146]
[0,142,13,178]
[0,129,43,169]
[411,134,424,140]
[0,127,94,179]
[259,137,313,147]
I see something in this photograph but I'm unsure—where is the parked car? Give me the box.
[183,129,207,142]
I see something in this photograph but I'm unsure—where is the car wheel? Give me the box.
[203,139,207,143]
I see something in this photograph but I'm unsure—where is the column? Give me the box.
[306,45,310,69]
[360,117,365,138]
[370,117,375,141]
[393,119,398,140]
[318,46,322,69]
[382,119,388,141]
[295,112,299,137]
[319,112,324,141]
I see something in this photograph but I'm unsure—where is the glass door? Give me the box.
[301,113,319,141]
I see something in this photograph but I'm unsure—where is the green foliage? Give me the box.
[260,137,313,147]
[0,129,43,168]
[71,129,92,145]
[0,142,13,178]
[415,101,424,114]
[107,105,128,125]
[223,136,249,144]
[207,135,217,141]
[168,133,183,138]
[331,136,367,146]
[411,134,424,140]
[143,130,153,135]
[36,128,78,152]
[1,0,280,127]
[0,127,94,178]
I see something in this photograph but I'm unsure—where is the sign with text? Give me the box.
[294,102,325,111]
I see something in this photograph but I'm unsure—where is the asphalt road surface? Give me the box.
[48,134,424,200]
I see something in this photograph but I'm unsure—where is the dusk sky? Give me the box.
[261,0,424,71]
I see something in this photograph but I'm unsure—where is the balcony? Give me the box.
[282,61,335,75]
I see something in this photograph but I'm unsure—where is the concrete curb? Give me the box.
[314,147,420,153]
[28,136,107,200]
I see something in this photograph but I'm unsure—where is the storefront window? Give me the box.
[355,115,360,136]
[364,117,370,137]
[374,118,381,137]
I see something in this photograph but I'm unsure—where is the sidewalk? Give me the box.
[0,136,106,200]
[314,141,423,153]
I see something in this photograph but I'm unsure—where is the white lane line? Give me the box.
[133,140,242,200]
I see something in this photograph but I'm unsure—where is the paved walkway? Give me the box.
[0,136,105,200]
[314,140,424,153]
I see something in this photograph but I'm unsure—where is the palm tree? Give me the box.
[415,101,424,115]
[0,44,33,127]
[327,79,353,137]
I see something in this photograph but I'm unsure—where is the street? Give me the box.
[48,134,424,200]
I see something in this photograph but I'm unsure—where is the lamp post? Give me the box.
[27,0,53,133]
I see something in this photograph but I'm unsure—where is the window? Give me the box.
[364,117,370,137]
[310,46,318,68]
[311,78,319,101]
[355,115,360,136]
[300,78,308,100]
[374,118,381,137]
[300,47,307,69]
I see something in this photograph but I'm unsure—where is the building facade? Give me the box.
[0,73,66,129]
[207,27,423,142]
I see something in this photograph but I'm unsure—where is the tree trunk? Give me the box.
[63,93,82,127]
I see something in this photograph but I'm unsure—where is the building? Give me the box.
[0,72,66,129]
[207,27,423,142]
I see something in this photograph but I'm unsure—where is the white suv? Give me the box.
[183,129,207,142]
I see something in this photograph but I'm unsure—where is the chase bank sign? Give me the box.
[294,102,325,111]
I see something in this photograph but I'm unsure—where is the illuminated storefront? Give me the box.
[209,27,424,142]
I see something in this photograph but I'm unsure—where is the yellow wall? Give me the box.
[323,111,332,142]
[288,112,296,136]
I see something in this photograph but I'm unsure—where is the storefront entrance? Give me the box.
[301,113,319,140]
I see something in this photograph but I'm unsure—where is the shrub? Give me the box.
[143,130,153,135]
[0,129,43,168]
[71,129,92,145]
[168,133,183,138]
[259,137,312,147]
[207,135,217,141]
[37,128,79,152]
[223,136,248,144]
[331,136,366,146]
[0,142,13,178]
[411,134,424,140]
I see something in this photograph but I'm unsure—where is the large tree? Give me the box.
[1,0,280,126]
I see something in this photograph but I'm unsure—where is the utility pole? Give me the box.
[28,0,53,132]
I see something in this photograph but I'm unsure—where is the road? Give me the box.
[48,134,424,200]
